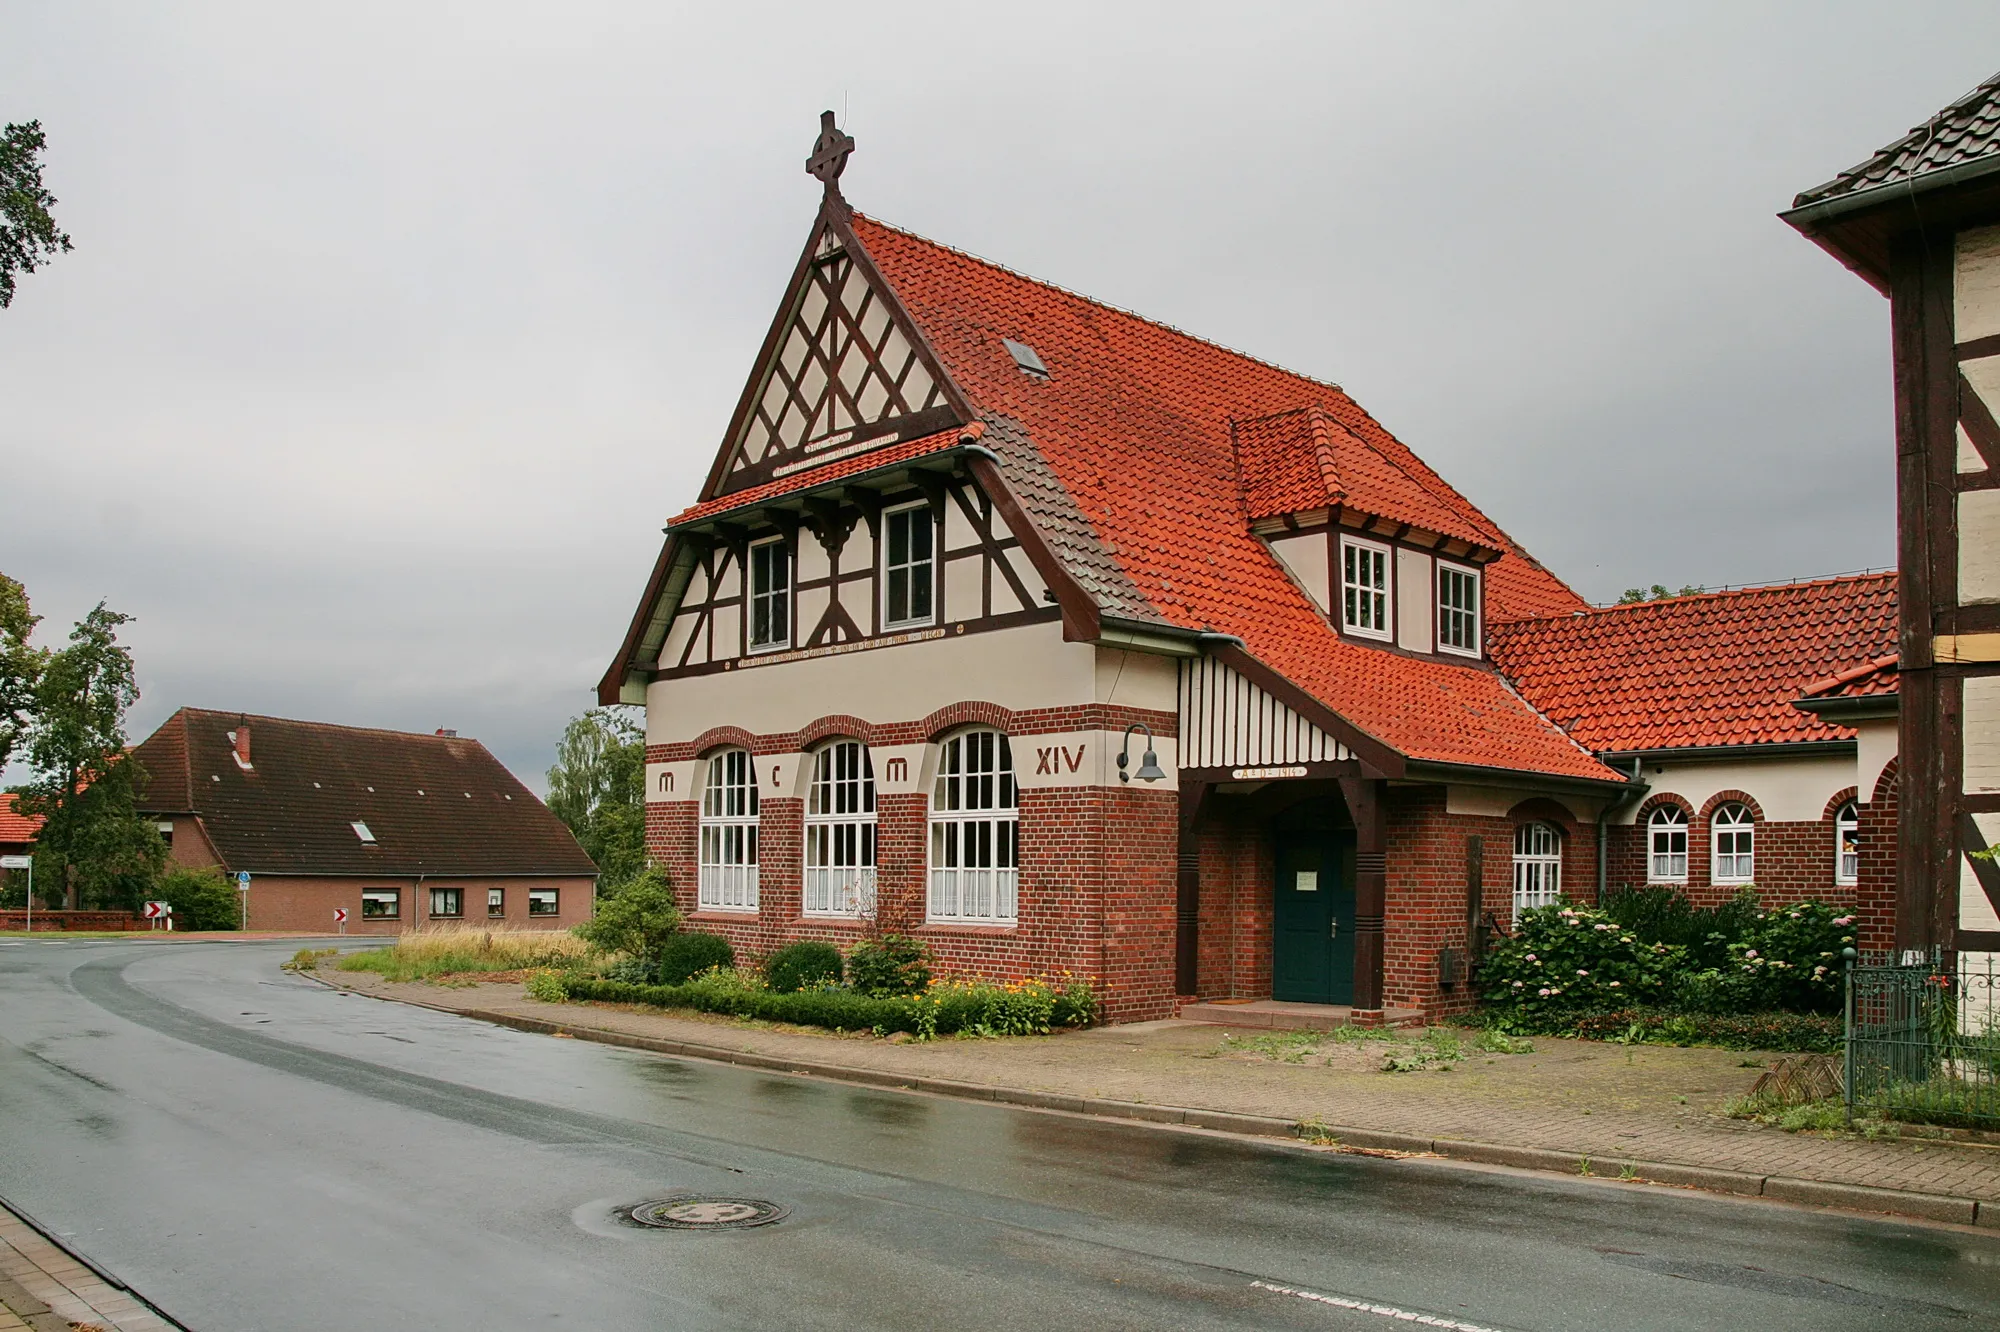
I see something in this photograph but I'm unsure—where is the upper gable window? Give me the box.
[1437,562,1481,657]
[748,537,792,652]
[882,503,935,629]
[1340,537,1392,641]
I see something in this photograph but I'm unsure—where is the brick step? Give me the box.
[1178,1000,1426,1030]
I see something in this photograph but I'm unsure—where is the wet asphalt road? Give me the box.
[0,940,1996,1332]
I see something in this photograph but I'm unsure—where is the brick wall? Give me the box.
[1858,761,1898,952]
[238,875,595,934]
[1603,801,1862,910]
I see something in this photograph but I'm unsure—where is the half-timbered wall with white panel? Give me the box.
[1177,655,1351,772]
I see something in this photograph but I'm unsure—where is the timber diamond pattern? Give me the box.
[724,237,946,488]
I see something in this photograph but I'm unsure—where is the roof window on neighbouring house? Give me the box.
[351,821,376,843]
[1002,337,1048,379]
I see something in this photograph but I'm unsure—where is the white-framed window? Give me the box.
[1835,801,1859,886]
[1340,536,1392,640]
[805,740,876,917]
[429,886,463,918]
[699,749,760,911]
[528,887,559,916]
[1647,805,1689,884]
[1712,803,1755,884]
[748,536,791,651]
[487,886,505,917]
[1512,822,1562,921]
[929,729,1018,924]
[1436,562,1481,657]
[882,502,935,629]
[361,888,399,919]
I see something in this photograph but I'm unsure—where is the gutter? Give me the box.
[1597,758,1649,898]
[1594,740,1856,765]
[1401,758,1632,799]
[1781,152,2000,231]
[1790,694,1900,724]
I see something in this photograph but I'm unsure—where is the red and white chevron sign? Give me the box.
[333,907,348,924]
[142,901,169,920]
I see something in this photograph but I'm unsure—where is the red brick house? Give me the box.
[0,793,38,864]
[131,709,597,934]
[601,118,1903,1022]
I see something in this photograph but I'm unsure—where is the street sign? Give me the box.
[333,907,348,923]
[236,871,251,889]
[142,901,170,919]
[0,855,30,870]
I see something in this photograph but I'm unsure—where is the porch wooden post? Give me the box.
[1176,779,1211,996]
[1340,776,1387,1010]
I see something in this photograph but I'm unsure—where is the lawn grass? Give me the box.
[337,924,594,983]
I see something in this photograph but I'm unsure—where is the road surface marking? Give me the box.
[1250,1280,1505,1331]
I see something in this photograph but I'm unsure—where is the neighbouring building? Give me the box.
[0,793,37,865]
[602,116,1904,1023]
[130,708,597,934]
[1782,70,2000,959]
[1490,574,1900,952]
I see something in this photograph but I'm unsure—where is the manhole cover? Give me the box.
[628,1196,788,1230]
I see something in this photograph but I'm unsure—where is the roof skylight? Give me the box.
[1002,337,1049,379]
[351,821,376,843]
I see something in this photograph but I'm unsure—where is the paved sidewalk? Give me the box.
[328,971,2000,1225]
[0,1199,177,1332]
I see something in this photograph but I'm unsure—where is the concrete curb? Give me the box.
[310,975,2000,1230]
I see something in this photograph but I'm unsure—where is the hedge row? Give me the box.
[1550,1008,1841,1054]
[561,975,1091,1036]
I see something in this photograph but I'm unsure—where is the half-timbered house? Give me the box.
[1783,70,2000,965]
[603,115,1673,1023]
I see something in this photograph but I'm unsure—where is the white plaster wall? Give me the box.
[1094,647,1179,712]
[1397,548,1434,654]
[1957,223,2000,344]
[1959,487,2000,604]
[1004,546,1048,607]
[1444,784,1594,822]
[1608,754,1856,825]
[1962,810,2000,932]
[796,534,830,586]
[943,555,981,621]
[647,619,1092,748]
[1961,422,1986,474]
[1267,532,1329,616]
[1965,676,2000,794]
[1856,717,1898,804]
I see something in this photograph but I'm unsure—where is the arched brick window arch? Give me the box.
[1643,796,1694,885]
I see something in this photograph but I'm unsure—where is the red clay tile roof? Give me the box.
[672,426,970,527]
[0,793,40,844]
[1486,573,1898,754]
[846,216,1610,781]
[1793,70,2000,207]
[1233,407,1498,550]
[131,708,597,877]
[1799,654,1899,701]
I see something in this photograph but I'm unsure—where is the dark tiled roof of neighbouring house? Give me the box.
[1486,573,1899,754]
[130,708,597,877]
[841,215,1612,782]
[1793,70,2000,207]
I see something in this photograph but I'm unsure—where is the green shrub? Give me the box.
[658,931,734,985]
[154,866,241,930]
[1563,1008,1840,1053]
[559,971,1099,1037]
[847,933,932,997]
[1727,900,1856,1014]
[1602,884,1763,969]
[572,869,681,959]
[763,940,844,993]
[599,957,657,984]
[525,969,568,1003]
[1480,903,1680,1019]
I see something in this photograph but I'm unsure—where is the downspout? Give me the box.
[1596,758,1648,899]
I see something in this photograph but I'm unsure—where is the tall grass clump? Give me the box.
[338,924,595,982]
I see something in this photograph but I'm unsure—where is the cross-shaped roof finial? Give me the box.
[806,110,855,195]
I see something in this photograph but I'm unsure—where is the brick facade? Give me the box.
[235,875,593,934]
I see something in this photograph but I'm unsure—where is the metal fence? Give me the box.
[1845,949,2000,1130]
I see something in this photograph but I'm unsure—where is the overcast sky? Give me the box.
[3,4,1996,793]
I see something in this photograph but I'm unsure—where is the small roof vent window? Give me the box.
[351,821,376,843]
[1002,338,1049,379]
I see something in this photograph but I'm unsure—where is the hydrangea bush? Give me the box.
[1480,904,1680,1025]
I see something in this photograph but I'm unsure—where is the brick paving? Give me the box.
[334,971,2000,1209]
[0,1201,177,1332]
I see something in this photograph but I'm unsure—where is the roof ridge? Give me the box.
[1495,569,1898,628]
[852,212,1353,401]
[175,707,474,743]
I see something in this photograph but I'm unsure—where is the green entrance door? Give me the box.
[1273,832,1356,1004]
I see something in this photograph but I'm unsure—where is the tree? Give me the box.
[0,121,74,308]
[572,868,681,959]
[10,603,163,910]
[155,866,241,931]
[0,572,42,773]
[1617,583,1705,605]
[546,707,646,891]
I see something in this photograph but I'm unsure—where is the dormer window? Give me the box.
[1437,562,1481,657]
[1340,536,1391,641]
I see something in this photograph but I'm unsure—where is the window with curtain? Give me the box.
[928,729,1018,924]
[805,740,876,916]
[1512,822,1562,920]
[1835,802,1859,886]
[1647,806,1689,883]
[1712,803,1755,884]
[699,749,760,911]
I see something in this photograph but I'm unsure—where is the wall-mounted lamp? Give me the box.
[1117,723,1167,783]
